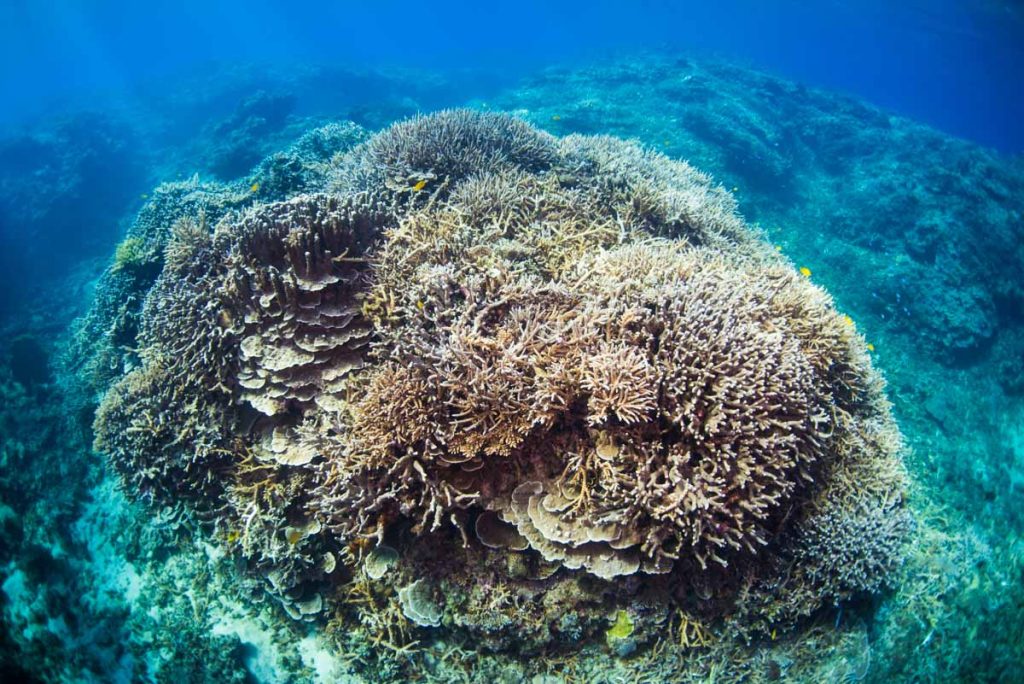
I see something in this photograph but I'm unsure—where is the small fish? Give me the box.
[732,186,739,192]
[250,182,260,193]
[841,314,854,326]
[774,245,783,252]
[551,114,561,121]
[139,193,148,200]
[663,139,670,146]
[412,179,428,192]
[416,300,425,310]
[867,343,876,352]
[799,266,812,278]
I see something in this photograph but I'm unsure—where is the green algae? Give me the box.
[606,610,635,641]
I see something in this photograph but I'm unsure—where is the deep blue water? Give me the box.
[2,0,1023,152]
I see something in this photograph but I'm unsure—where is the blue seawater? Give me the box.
[0,2,1022,682]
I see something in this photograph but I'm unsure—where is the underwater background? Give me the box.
[1,1,1023,682]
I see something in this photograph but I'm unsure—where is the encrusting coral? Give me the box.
[92,109,911,665]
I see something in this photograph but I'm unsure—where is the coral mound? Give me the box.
[93,110,910,662]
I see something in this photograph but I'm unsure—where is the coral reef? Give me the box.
[492,55,1024,370]
[346,233,899,587]
[63,175,255,396]
[90,110,910,677]
[4,54,1023,682]
[63,122,369,405]
[204,91,298,179]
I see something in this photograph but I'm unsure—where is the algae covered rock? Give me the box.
[90,110,910,670]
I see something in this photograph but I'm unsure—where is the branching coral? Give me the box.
[573,245,836,570]
[336,109,560,201]
[65,175,258,396]
[346,235,894,585]
[93,359,235,511]
[95,192,393,599]
[92,110,910,655]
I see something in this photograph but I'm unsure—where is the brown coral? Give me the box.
[95,192,392,595]
[93,110,909,651]
[347,237,887,579]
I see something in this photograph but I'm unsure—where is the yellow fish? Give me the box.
[774,245,783,252]
[250,182,260,193]
[799,266,812,278]
[412,179,428,192]
[841,314,854,326]
[551,114,561,121]
[867,343,876,352]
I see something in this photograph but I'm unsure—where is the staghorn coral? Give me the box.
[93,110,909,666]
[347,235,899,587]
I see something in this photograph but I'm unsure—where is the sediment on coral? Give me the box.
[90,109,911,674]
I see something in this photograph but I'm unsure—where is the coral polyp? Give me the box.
[93,109,910,668]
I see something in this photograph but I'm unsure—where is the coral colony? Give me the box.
[92,111,909,665]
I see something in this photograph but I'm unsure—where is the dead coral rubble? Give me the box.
[93,109,910,654]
